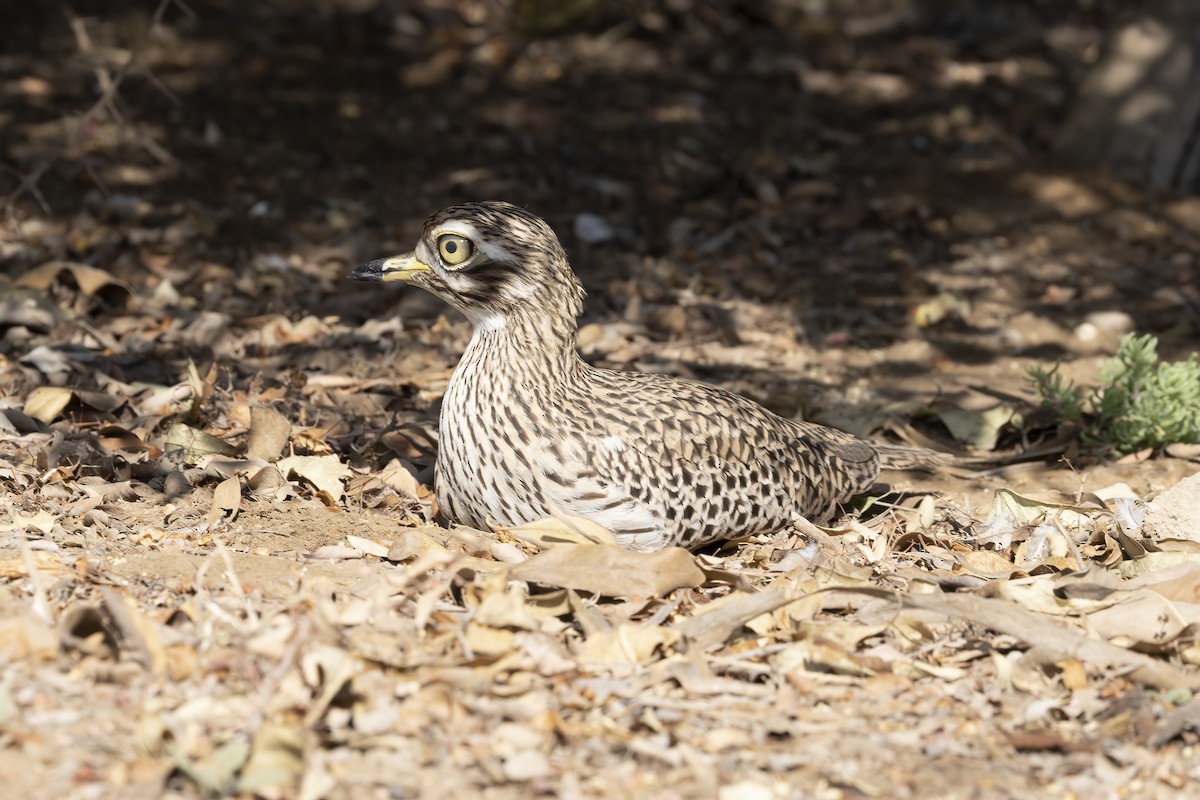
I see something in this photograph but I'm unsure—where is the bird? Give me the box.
[351,202,939,551]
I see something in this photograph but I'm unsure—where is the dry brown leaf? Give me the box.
[247,464,289,500]
[378,459,421,498]
[0,509,56,535]
[988,488,1097,530]
[998,575,1120,616]
[1085,589,1197,648]
[508,544,704,597]
[464,621,517,659]
[474,585,541,631]
[292,428,335,456]
[1058,658,1090,690]
[236,723,305,795]
[165,423,238,464]
[101,587,168,674]
[0,612,59,662]
[191,362,221,419]
[246,405,292,461]
[16,260,130,297]
[1120,550,1200,578]
[894,658,967,681]
[576,623,680,668]
[23,386,73,424]
[207,475,242,528]
[301,645,361,727]
[386,528,452,563]
[506,512,618,548]
[95,425,156,454]
[136,380,194,416]
[1129,561,1200,602]
[746,591,822,635]
[276,455,351,502]
[256,314,331,345]
[0,550,73,578]
[956,549,1018,577]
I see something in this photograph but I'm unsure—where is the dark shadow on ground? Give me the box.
[1,0,1197,407]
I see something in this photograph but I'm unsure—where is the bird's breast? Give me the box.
[434,342,565,529]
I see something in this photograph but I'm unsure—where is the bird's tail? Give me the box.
[874,443,955,471]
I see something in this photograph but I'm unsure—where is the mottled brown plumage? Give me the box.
[352,202,932,550]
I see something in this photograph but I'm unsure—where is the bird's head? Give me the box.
[351,202,586,332]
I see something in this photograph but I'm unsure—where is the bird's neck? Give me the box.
[461,310,583,378]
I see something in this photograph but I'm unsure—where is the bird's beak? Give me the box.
[350,253,432,283]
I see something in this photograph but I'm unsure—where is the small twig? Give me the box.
[1053,515,1090,575]
[2,160,57,216]
[249,610,310,729]
[19,532,54,625]
[213,534,260,628]
[3,0,181,214]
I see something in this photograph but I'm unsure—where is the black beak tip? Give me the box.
[349,259,386,282]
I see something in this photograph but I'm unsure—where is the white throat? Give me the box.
[471,310,508,333]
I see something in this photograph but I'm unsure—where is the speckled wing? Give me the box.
[562,373,882,550]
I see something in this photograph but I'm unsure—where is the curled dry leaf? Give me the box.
[16,261,115,295]
[936,403,1019,451]
[165,423,238,465]
[247,464,289,500]
[464,621,517,659]
[276,454,351,501]
[988,488,1097,530]
[100,587,168,674]
[302,645,361,727]
[16,260,131,299]
[136,381,194,417]
[255,314,331,346]
[378,459,422,498]
[292,428,336,456]
[95,425,157,455]
[207,475,242,528]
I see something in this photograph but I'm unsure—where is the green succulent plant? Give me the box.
[1029,333,1200,455]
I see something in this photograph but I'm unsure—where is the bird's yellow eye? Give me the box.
[437,234,473,267]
